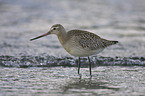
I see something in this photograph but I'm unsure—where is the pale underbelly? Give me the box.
[66,47,104,57]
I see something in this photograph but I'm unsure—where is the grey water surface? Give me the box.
[0,0,145,95]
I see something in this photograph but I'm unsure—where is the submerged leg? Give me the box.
[88,56,92,76]
[78,57,81,75]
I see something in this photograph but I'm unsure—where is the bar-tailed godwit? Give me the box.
[30,24,118,76]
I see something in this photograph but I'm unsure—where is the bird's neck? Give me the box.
[57,31,67,45]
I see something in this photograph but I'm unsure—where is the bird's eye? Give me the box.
[53,28,56,30]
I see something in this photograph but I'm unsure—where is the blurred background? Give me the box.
[0,0,145,57]
[0,0,145,96]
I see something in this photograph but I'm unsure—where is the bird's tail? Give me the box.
[111,41,119,44]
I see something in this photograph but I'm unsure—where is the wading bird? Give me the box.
[30,24,118,76]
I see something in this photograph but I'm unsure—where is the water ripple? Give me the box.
[0,56,144,68]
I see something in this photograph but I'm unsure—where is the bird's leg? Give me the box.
[78,57,81,75]
[88,56,92,76]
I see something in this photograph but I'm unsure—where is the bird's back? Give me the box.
[66,30,118,50]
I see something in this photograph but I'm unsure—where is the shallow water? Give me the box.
[0,0,145,57]
[0,67,145,96]
[0,0,145,95]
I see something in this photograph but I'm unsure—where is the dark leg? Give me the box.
[88,56,92,76]
[78,57,81,75]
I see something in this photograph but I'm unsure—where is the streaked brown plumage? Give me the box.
[30,24,118,76]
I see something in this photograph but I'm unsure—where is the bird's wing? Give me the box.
[69,30,114,50]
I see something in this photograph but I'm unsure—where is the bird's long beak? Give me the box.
[30,31,51,41]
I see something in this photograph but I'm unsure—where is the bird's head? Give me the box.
[30,24,65,41]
